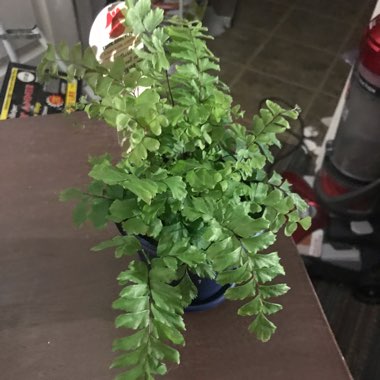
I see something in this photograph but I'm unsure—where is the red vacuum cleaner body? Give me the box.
[316,15,380,217]
[285,16,380,303]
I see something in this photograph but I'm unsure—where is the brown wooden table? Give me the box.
[0,113,353,380]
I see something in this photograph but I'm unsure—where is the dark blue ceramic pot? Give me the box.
[139,236,228,312]
[116,224,228,312]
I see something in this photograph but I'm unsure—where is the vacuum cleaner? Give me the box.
[290,15,380,303]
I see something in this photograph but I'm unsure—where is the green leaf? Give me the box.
[192,196,215,217]
[83,47,98,69]
[122,217,149,235]
[252,115,265,135]
[257,142,274,163]
[84,72,100,89]
[290,192,308,212]
[287,210,300,223]
[176,271,197,307]
[89,162,128,185]
[175,246,205,267]
[255,265,285,284]
[109,56,126,80]
[114,365,146,380]
[271,213,286,232]
[207,236,232,254]
[70,42,82,63]
[88,199,111,228]
[162,256,178,270]
[238,296,262,316]
[248,313,277,342]
[136,88,160,107]
[154,320,185,345]
[254,183,268,202]
[112,329,147,352]
[242,232,276,253]
[135,0,151,18]
[91,236,141,258]
[126,4,145,35]
[118,261,149,285]
[91,236,126,251]
[151,284,183,314]
[265,100,283,116]
[116,114,130,130]
[109,199,138,222]
[88,181,104,196]
[59,188,82,201]
[143,137,160,152]
[73,200,88,226]
[201,220,222,242]
[262,189,283,206]
[273,199,292,215]
[224,279,256,300]
[115,236,142,258]
[151,304,185,331]
[44,44,56,61]
[130,143,148,165]
[186,168,222,191]
[106,185,124,200]
[299,216,312,230]
[124,177,158,205]
[143,8,164,32]
[57,42,69,61]
[207,238,241,272]
[283,108,300,120]
[258,284,290,299]
[261,301,283,315]
[149,118,162,135]
[227,214,270,238]
[111,349,144,369]
[284,221,297,236]
[188,104,210,125]
[163,176,187,200]
[254,252,282,270]
[148,362,168,376]
[150,258,178,282]
[119,284,149,298]
[262,207,277,224]
[96,76,113,96]
[166,106,185,125]
[115,310,149,329]
[217,262,251,285]
[151,339,180,364]
[112,295,149,312]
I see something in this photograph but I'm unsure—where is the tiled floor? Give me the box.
[208,0,376,147]
[208,2,380,380]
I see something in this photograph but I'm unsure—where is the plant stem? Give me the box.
[140,249,151,265]
[165,70,175,106]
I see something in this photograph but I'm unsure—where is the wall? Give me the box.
[0,0,36,59]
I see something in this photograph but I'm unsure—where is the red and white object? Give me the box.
[89,2,142,66]
[329,15,380,183]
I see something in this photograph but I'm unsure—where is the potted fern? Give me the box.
[37,1,310,379]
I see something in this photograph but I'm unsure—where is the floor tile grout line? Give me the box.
[220,55,318,93]
[319,90,343,100]
[301,3,371,118]
[241,64,318,93]
[225,29,338,57]
[292,4,366,26]
[229,4,297,88]
[273,35,340,57]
